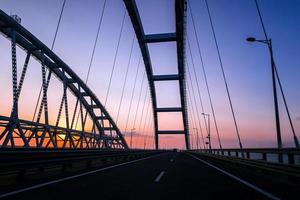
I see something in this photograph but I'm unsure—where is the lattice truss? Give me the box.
[0,10,128,149]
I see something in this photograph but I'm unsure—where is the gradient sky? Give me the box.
[0,0,299,149]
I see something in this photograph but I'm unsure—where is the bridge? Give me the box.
[0,0,299,199]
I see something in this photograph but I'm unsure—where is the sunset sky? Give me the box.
[0,0,299,149]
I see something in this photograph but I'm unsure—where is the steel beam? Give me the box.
[123,0,159,149]
[152,74,179,81]
[156,107,182,112]
[144,33,176,43]
[157,130,185,134]
[175,0,190,149]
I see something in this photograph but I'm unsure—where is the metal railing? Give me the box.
[0,149,166,187]
[192,148,300,165]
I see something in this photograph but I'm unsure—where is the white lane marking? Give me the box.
[170,159,174,162]
[154,171,165,182]
[186,153,280,200]
[0,153,168,199]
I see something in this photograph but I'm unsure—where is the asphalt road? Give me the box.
[0,152,285,200]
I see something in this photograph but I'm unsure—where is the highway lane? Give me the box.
[1,152,279,200]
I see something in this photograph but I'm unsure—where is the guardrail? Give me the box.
[191,148,300,165]
[0,149,166,187]
[188,149,300,185]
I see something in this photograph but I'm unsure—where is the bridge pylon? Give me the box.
[124,0,190,149]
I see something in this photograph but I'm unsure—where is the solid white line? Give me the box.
[154,171,165,182]
[0,153,167,199]
[186,153,280,200]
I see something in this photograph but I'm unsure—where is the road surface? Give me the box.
[0,152,287,200]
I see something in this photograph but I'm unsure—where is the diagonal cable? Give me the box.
[116,36,135,123]
[104,10,126,106]
[188,1,222,149]
[205,0,243,149]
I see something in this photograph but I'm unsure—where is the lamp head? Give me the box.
[246,37,256,42]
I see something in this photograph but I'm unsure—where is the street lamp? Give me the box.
[193,127,199,150]
[130,128,135,148]
[202,113,211,151]
[246,37,282,150]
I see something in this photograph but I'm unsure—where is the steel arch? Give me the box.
[123,0,190,149]
[0,9,128,149]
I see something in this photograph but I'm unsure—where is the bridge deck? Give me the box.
[1,152,298,199]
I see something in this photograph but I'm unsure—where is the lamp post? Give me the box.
[202,113,211,151]
[143,135,147,150]
[246,37,282,150]
[193,128,199,150]
[130,128,135,148]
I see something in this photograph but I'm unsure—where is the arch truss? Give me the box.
[124,0,190,149]
[0,10,128,149]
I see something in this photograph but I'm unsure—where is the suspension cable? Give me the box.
[145,114,154,149]
[32,0,66,122]
[144,103,153,149]
[51,0,66,50]
[85,0,107,83]
[187,39,208,133]
[186,75,203,149]
[187,88,198,149]
[205,0,243,149]
[187,63,205,149]
[132,77,147,131]
[73,0,107,129]
[137,96,150,147]
[104,10,126,106]
[123,56,142,133]
[137,88,148,133]
[274,67,300,148]
[135,92,148,148]
[190,100,199,149]
[188,1,222,149]
[254,0,299,148]
[130,74,146,147]
[116,36,135,123]
[254,0,268,41]
[142,102,152,149]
